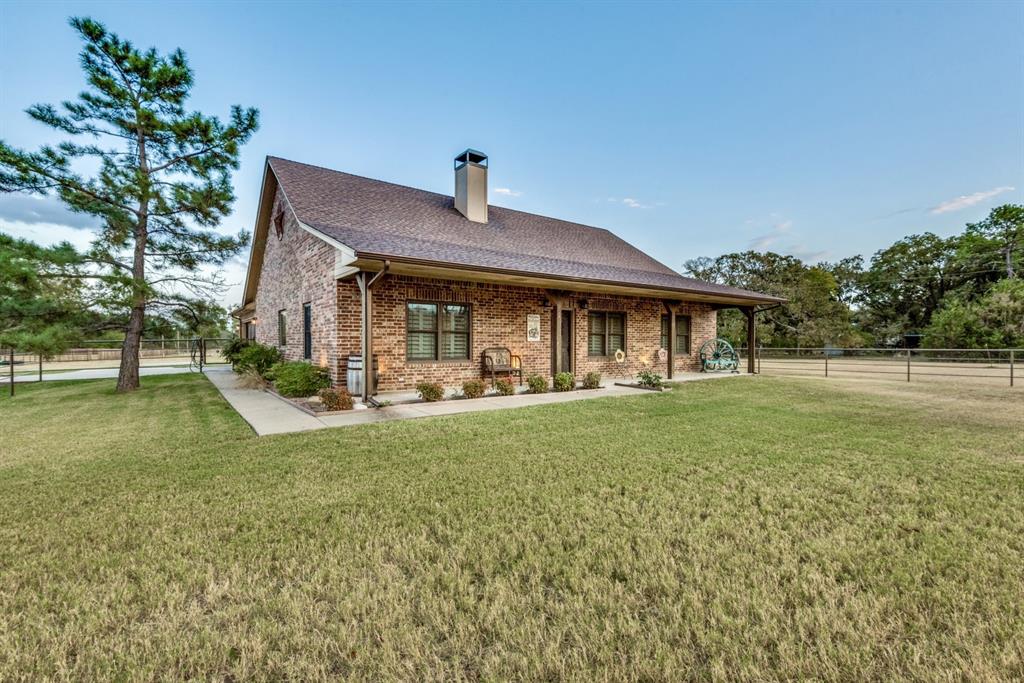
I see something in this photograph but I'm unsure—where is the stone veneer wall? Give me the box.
[252,188,339,380]
[335,273,718,392]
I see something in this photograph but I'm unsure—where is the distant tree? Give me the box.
[923,279,1024,348]
[0,17,258,391]
[683,251,862,348]
[857,233,960,343]
[0,233,89,356]
[959,204,1023,281]
[827,255,864,306]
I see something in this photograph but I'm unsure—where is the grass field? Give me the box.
[1,374,1022,680]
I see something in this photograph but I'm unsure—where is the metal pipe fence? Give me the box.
[2,337,234,396]
[742,347,1019,387]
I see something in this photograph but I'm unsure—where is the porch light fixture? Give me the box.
[578,299,589,310]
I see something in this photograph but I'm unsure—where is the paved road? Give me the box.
[1,365,201,383]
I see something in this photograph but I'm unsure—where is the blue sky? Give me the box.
[2,1,1022,308]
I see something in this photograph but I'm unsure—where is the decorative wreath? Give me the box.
[614,349,626,363]
[657,347,668,361]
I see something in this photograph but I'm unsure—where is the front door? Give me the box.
[559,309,573,374]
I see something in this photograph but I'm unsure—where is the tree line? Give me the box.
[685,204,1024,350]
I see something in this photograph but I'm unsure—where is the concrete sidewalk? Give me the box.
[203,365,706,436]
[203,366,326,435]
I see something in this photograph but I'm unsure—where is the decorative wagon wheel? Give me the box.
[699,338,740,373]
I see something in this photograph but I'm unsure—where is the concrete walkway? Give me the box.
[202,366,746,436]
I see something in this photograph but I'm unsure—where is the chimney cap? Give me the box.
[454,149,488,169]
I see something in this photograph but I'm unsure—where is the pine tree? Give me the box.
[0,17,258,391]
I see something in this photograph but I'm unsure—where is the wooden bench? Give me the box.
[482,347,523,387]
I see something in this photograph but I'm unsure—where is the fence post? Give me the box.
[1011,350,1015,388]
[825,351,828,377]
[39,353,43,382]
[757,346,761,375]
[9,349,14,397]
[906,348,911,382]
[199,338,204,373]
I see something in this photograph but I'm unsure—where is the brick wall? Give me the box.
[334,273,718,391]
[251,192,720,391]
[253,188,340,381]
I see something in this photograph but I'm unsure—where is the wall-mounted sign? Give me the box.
[526,314,541,342]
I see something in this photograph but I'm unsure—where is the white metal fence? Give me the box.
[745,347,1019,387]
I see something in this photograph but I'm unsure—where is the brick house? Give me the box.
[233,150,781,401]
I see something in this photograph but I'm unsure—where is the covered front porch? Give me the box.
[342,258,766,404]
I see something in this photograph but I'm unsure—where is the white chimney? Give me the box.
[454,149,488,223]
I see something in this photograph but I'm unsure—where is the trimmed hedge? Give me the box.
[526,375,548,394]
[553,372,575,392]
[494,379,515,396]
[462,380,486,399]
[416,382,444,402]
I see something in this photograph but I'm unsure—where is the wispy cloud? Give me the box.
[606,196,658,209]
[930,186,1015,214]
[747,218,792,250]
[869,206,920,221]
[492,187,522,197]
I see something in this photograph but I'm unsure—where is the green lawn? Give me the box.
[1,375,1022,680]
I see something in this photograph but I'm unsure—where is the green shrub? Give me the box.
[582,371,602,389]
[270,361,330,397]
[494,379,515,396]
[462,380,486,399]
[526,374,548,394]
[553,372,575,392]
[318,387,353,411]
[416,382,444,402]
[636,368,663,389]
[235,343,282,377]
[222,337,252,368]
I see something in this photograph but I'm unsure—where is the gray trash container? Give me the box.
[346,355,377,396]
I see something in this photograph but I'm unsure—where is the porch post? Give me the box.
[355,264,389,404]
[356,272,371,404]
[745,306,756,374]
[663,301,678,379]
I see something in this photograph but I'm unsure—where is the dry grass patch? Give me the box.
[1,374,1022,680]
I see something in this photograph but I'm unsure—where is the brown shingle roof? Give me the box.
[268,156,782,303]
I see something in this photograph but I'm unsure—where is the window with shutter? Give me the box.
[661,314,691,354]
[441,304,469,360]
[406,301,471,361]
[588,311,626,356]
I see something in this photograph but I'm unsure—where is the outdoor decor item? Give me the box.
[482,347,523,387]
[609,348,630,380]
[699,338,740,373]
